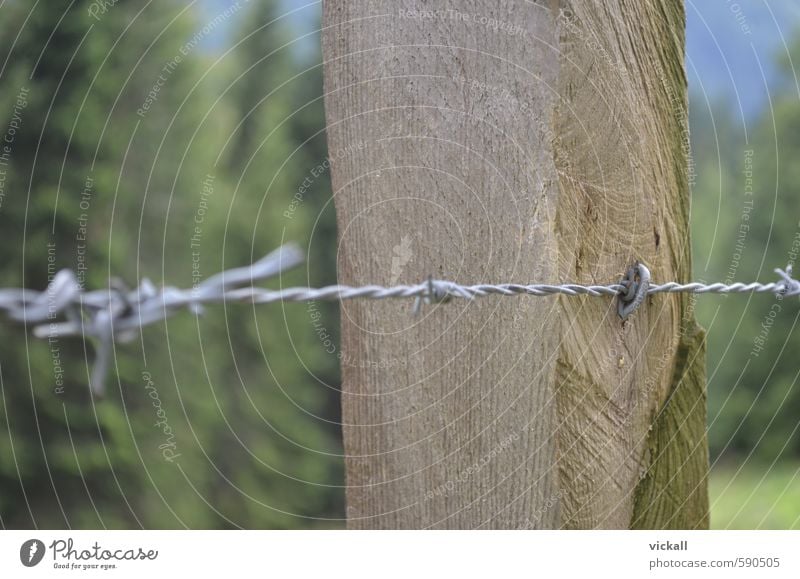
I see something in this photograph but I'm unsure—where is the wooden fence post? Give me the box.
[322,0,708,529]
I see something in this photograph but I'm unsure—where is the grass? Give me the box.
[709,462,800,529]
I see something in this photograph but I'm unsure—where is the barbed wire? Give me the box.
[1,243,798,395]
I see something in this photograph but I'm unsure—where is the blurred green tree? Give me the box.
[0,0,343,529]
[691,37,800,466]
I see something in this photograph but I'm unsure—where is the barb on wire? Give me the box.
[0,244,304,396]
[0,244,798,396]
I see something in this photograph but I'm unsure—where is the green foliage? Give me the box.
[0,0,343,529]
[710,463,800,529]
[691,37,800,466]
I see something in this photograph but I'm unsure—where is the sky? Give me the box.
[687,0,800,119]
[197,0,800,120]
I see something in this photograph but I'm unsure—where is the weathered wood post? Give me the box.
[323,0,708,529]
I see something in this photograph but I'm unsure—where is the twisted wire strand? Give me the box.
[1,243,798,395]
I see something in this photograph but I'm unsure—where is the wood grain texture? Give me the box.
[322,0,707,529]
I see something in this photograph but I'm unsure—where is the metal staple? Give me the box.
[1,243,798,395]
